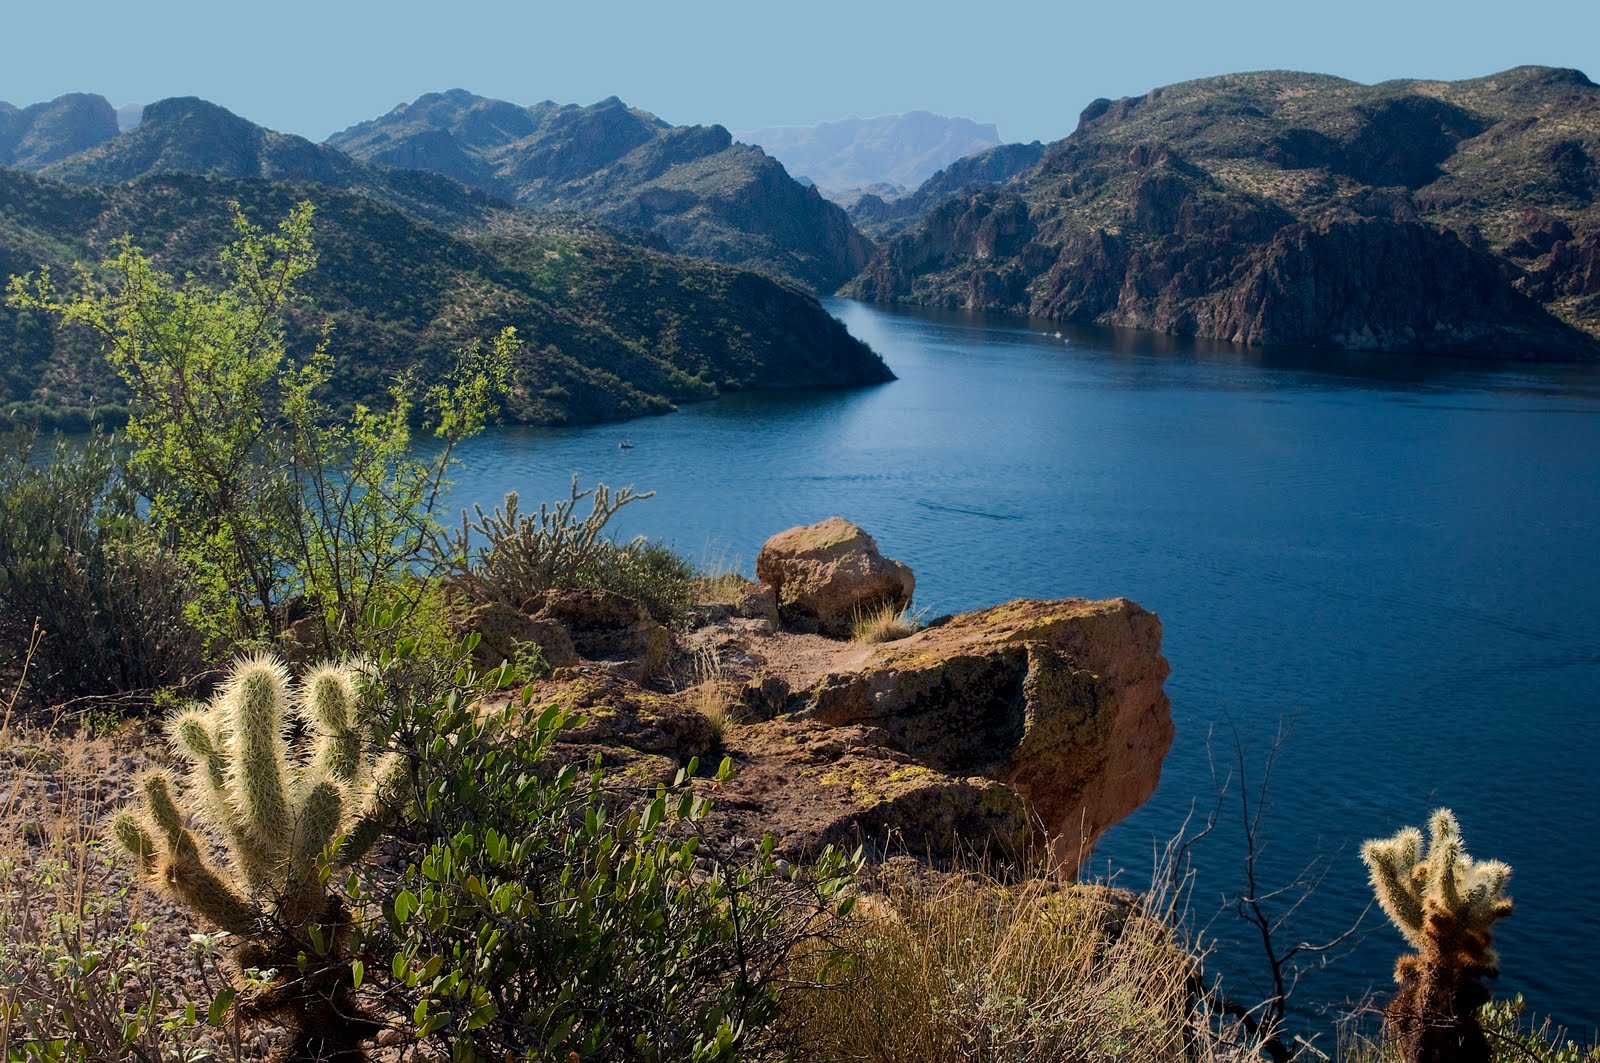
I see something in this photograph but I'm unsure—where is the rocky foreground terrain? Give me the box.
[472,517,1175,870]
[848,66,1600,359]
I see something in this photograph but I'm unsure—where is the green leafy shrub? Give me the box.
[7,204,514,656]
[368,665,859,1061]
[0,430,204,706]
[441,477,697,625]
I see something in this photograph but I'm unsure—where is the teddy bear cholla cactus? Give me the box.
[112,655,406,1062]
[1361,809,1512,1063]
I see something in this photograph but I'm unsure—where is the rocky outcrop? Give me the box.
[848,66,1600,359]
[784,598,1173,867]
[755,518,915,636]
[489,523,1173,874]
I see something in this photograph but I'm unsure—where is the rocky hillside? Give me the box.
[328,90,874,291]
[35,96,502,229]
[0,93,119,169]
[736,111,1001,200]
[850,140,1046,239]
[847,66,1600,360]
[0,166,892,428]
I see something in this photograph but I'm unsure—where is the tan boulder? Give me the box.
[755,518,915,637]
[790,597,1173,871]
[455,600,579,672]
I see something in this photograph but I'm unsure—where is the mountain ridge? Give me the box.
[328,90,873,291]
[847,65,1600,360]
[736,111,1001,200]
[0,164,892,428]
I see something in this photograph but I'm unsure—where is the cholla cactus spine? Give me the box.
[1362,808,1513,970]
[1361,808,1513,1063]
[111,656,400,935]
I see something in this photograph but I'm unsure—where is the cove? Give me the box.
[444,298,1600,1036]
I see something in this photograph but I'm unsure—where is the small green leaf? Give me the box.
[208,987,236,1027]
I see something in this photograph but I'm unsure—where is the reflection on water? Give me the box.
[445,299,1600,1034]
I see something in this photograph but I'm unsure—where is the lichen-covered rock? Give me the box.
[456,600,578,671]
[755,518,915,636]
[693,721,1031,861]
[791,597,1173,870]
[529,589,670,682]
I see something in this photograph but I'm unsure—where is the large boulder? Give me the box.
[789,597,1173,870]
[755,518,915,637]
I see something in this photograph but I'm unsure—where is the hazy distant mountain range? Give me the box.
[735,112,1000,201]
[848,66,1600,359]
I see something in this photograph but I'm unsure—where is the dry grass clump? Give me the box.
[689,546,751,607]
[688,645,739,747]
[786,865,1254,1061]
[849,601,923,644]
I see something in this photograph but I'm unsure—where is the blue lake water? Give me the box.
[444,298,1600,1039]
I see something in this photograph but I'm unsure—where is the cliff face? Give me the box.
[328,91,874,292]
[850,140,1046,239]
[846,67,1600,360]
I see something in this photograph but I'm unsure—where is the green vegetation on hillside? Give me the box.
[0,166,889,429]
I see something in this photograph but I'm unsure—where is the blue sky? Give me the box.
[3,0,1597,144]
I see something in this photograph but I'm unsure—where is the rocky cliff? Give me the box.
[471,519,1174,872]
[850,140,1046,239]
[328,90,874,291]
[846,67,1600,360]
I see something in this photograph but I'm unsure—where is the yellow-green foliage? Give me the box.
[1361,809,1514,1063]
[111,655,403,932]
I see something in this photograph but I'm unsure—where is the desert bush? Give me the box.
[366,663,859,1061]
[785,865,1247,1062]
[8,204,514,655]
[1340,994,1600,1062]
[0,430,205,707]
[441,477,698,625]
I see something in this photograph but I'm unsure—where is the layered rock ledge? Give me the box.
[485,519,1174,872]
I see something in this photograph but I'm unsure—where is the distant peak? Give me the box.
[142,96,244,122]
